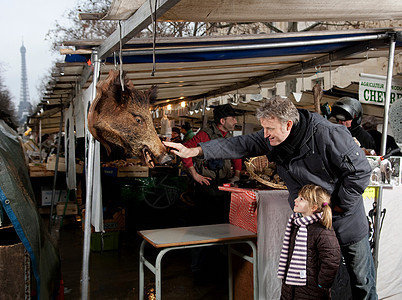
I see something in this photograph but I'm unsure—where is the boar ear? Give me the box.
[147,85,158,102]
[88,71,120,155]
[112,71,134,106]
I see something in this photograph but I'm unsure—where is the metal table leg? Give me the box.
[139,240,146,300]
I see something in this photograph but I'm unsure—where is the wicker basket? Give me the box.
[245,156,287,190]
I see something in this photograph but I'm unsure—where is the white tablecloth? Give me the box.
[363,186,402,299]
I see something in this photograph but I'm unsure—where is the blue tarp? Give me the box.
[65,32,397,64]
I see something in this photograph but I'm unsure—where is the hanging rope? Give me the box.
[149,0,158,76]
[113,51,118,70]
[119,21,124,91]
[301,64,305,92]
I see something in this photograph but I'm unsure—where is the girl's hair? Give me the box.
[299,184,333,229]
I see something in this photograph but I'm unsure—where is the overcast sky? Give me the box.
[0,1,74,107]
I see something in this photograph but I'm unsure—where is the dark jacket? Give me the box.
[199,110,372,246]
[349,125,376,150]
[367,129,402,156]
[193,122,233,180]
[280,222,341,300]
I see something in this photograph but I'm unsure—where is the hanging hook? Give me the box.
[113,51,118,70]
[149,0,158,76]
[364,46,370,60]
[119,20,124,91]
[315,65,322,74]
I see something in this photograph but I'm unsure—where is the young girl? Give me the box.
[278,184,341,300]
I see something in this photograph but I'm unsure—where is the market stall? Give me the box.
[23,2,402,297]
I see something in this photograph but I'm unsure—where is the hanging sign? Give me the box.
[359,73,402,106]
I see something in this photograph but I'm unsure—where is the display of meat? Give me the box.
[88,70,171,167]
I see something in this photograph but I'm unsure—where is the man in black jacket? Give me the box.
[331,97,376,151]
[361,115,402,156]
[165,96,377,300]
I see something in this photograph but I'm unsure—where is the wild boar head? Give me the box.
[88,70,171,167]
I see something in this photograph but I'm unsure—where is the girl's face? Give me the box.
[294,195,315,216]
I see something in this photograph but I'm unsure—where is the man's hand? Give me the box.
[163,142,202,158]
[193,173,212,185]
[186,165,211,185]
[228,176,240,184]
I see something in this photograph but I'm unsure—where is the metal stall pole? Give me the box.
[202,96,208,128]
[39,119,42,163]
[49,103,64,232]
[81,50,100,300]
[372,33,396,274]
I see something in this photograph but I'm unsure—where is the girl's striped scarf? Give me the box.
[277,212,322,286]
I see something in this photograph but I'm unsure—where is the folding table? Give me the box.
[138,223,258,300]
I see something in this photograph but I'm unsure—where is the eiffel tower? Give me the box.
[17,42,33,125]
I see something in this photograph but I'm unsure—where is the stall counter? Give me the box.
[219,186,291,299]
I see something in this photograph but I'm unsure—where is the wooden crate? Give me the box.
[117,165,149,177]
[46,156,66,172]
[29,163,55,177]
[56,202,78,215]
[46,155,84,174]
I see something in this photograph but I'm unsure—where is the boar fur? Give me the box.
[88,70,170,167]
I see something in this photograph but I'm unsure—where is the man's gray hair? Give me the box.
[256,96,299,125]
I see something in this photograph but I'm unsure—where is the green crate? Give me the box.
[90,231,120,252]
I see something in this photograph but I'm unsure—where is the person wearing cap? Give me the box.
[165,127,183,166]
[165,96,377,299]
[170,127,183,143]
[361,115,402,156]
[331,97,376,150]
[181,122,195,143]
[182,104,242,189]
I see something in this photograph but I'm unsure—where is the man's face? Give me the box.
[260,117,292,146]
[221,116,237,132]
[171,131,179,139]
[337,119,353,128]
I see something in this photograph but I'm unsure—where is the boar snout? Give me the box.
[157,153,172,165]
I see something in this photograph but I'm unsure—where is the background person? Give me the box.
[181,104,242,223]
[170,127,182,143]
[165,96,377,299]
[181,122,195,143]
[40,133,55,162]
[331,97,376,150]
[278,184,341,300]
